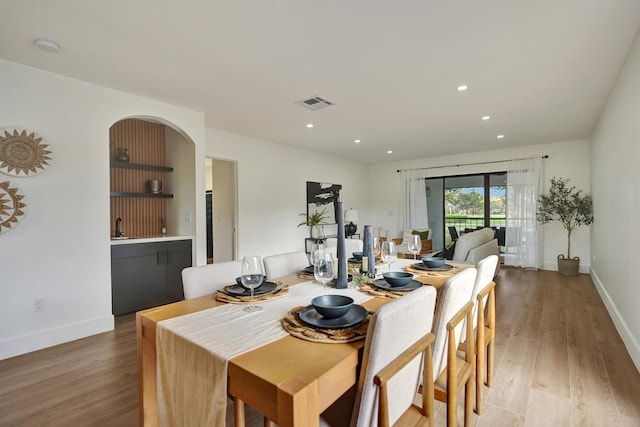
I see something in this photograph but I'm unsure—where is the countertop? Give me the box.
[110,235,193,245]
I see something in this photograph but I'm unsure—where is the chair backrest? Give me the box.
[262,251,309,279]
[470,255,499,330]
[448,226,459,241]
[351,286,437,426]
[431,268,478,378]
[181,260,242,299]
[324,238,363,258]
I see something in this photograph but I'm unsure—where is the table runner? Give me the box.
[156,281,372,427]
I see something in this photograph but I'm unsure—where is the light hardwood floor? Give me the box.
[1,268,639,426]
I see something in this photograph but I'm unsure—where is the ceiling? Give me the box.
[1,1,639,163]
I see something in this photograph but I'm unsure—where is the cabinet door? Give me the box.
[111,243,166,315]
[165,240,192,302]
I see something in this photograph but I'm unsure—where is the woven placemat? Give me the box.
[297,270,315,280]
[359,282,411,299]
[403,264,463,277]
[215,282,287,304]
[282,306,370,343]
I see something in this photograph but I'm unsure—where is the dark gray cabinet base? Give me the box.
[111,239,192,315]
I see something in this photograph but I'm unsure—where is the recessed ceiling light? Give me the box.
[306,123,314,128]
[482,116,491,121]
[34,38,60,53]
[457,85,468,92]
[497,134,505,139]
[354,139,361,143]
[386,150,393,154]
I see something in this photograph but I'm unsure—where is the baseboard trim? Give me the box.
[0,315,114,360]
[590,268,640,372]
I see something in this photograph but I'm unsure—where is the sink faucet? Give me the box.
[115,217,122,237]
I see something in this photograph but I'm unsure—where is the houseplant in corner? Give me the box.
[536,177,593,275]
[297,207,329,239]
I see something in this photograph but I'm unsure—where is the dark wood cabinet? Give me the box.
[111,239,192,315]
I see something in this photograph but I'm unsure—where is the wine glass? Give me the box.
[314,253,334,289]
[372,237,381,260]
[240,255,264,312]
[381,241,397,272]
[407,234,422,260]
[309,241,325,267]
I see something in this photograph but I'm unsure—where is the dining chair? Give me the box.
[430,267,477,427]
[181,260,242,299]
[324,286,438,427]
[471,255,498,414]
[324,237,364,259]
[262,251,310,280]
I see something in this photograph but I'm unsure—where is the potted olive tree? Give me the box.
[536,177,593,275]
[297,207,329,239]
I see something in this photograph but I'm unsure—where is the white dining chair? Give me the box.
[469,255,499,414]
[319,286,438,427]
[324,237,364,259]
[430,267,478,427]
[181,260,242,299]
[262,251,310,280]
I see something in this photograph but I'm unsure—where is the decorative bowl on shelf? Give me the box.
[311,295,354,319]
[421,257,446,268]
[382,271,413,287]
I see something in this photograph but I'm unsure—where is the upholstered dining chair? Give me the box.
[181,260,242,299]
[319,286,438,427]
[471,255,499,414]
[430,267,477,427]
[324,237,364,259]
[262,251,310,280]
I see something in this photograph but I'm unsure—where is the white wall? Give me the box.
[590,30,640,370]
[205,128,370,259]
[368,139,592,272]
[0,59,205,360]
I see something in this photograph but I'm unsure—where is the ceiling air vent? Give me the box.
[295,96,335,111]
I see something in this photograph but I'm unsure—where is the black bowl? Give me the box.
[421,257,446,268]
[235,275,266,289]
[382,271,413,287]
[352,251,364,261]
[311,295,354,319]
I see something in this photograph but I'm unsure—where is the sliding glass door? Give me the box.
[425,172,506,251]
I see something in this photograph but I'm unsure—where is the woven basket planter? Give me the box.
[557,254,580,276]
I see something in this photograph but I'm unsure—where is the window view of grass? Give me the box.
[444,185,505,245]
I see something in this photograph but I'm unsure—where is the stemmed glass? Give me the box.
[309,241,325,267]
[381,241,397,272]
[372,237,381,260]
[240,255,264,312]
[314,253,334,288]
[407,234,422,260]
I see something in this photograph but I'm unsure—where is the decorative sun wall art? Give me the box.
[0,128,52,177]
[0,180,26,235]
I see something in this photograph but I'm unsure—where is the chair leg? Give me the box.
[465,378,473,427]
[447,390,458,427]
[487,339,495,387]
[234,397,246,427]
[476,341,485,415]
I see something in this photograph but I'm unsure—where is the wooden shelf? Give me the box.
[110,192,174,198]
[110,161,173,172]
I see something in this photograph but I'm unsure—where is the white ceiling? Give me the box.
[1,1,639,163]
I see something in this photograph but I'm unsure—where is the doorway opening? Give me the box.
[205,157,237,263]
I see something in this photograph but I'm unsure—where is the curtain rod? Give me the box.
[396,155,549,173]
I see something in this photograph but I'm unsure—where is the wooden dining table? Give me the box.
[136,260,471,427]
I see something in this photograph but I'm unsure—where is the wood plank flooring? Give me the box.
[0,267,638,426]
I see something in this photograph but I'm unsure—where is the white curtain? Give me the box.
[504,157,543,269]
[398,169,429,232]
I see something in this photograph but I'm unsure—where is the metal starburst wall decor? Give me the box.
[0,128,52,177]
